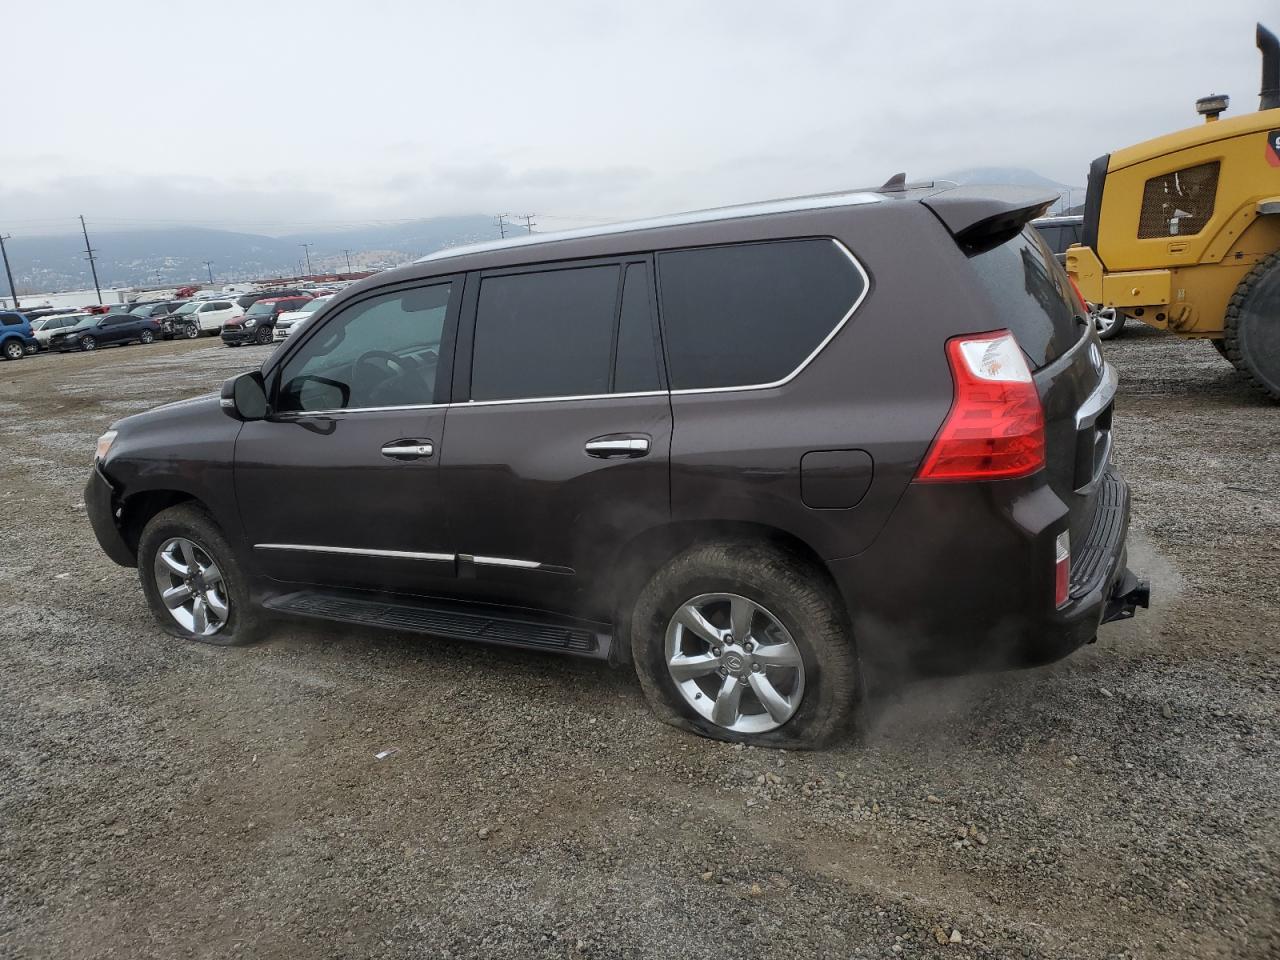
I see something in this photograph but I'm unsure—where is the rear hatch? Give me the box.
[924,186,1117,573]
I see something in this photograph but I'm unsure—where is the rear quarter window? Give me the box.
[967,228,1081,369]
[657,239,865,390]
[0,313,22,326]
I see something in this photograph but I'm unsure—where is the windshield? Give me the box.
[70,317,99,331]
[173,302,200,315]
[247,302,275,316]
[300,297,330,314]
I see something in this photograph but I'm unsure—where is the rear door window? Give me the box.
[967,228,1081,369]
[471,264,621,401]
[657,239,865,390]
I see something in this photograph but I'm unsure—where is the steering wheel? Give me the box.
[352,350,430,405]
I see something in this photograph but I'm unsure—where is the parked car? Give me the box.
[170,299,243,335]
[0,311,39,360]
[273,294,333,340]
[85,185,1149,748]
[1031,214,1124,341]
[131,300,199,340]
[32,312,93,347]
[48,313,162,352]
[222,296,312,346]
[236,288,304,311]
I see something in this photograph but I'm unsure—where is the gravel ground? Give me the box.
[1,327,1277,960]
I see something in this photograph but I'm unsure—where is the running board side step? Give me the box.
[263,591,612,660]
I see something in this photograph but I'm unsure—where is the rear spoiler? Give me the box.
[921,185,1058,251]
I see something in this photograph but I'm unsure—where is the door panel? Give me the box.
[439,397,671,615]
[235,408,453,594]
[437,256,670,619]
[234,277,461,595]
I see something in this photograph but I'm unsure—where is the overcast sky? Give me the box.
[4,0,1275,235]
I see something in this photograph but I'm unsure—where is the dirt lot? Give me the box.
[1,326,1277,960]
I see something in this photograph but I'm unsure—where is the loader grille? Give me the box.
[1137,161,1220,239]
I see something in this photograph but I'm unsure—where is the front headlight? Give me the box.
[244,318,257,328]
[95,430,118,463]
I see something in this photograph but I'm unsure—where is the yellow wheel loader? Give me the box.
[1067,22,1280,399]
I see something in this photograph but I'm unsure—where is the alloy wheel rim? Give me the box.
[665,592,805,733]
[4,341,21,359]
[152,537,229,637]
[1089,303,1117,335]
[82,337,95,350]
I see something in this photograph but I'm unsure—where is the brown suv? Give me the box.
[85,184,1148,748]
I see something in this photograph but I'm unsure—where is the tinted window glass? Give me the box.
[0,313,21,326]
[277,283,450,413]
[657,239,864,390]
[211,301,232,310]
[472,265,620,401]
[614,263,661,393]
[1034,225,1065,254]
[968,228,1080,369]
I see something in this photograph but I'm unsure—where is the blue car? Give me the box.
[1,311,39,361]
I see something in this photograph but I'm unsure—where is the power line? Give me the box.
[493,213,510,239]
[79,215,102,305]
[518,213,537,234]
[0,234,19,309]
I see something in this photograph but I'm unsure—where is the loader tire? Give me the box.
[1224,252,1280,400]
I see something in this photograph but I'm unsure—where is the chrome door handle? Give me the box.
[381,439,434,460]
[584,435,650,459]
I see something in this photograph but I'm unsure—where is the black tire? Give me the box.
[1224,252,1280,400]
[255,327,273,345]
[1,338,24,361]
[630,540,859,749]
[139,329,155,344]
[80,336,97,352]
[137,503,266,647]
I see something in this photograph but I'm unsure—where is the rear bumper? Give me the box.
[828,468,1143,678]
[84,465,136,567]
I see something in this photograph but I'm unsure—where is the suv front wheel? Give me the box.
[631,541,859,748]
[137,504,264,646]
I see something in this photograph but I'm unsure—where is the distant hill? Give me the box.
[1,216,509,295]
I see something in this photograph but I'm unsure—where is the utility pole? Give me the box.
[494,213,510,239]
[342,249,353,274]
[203,260,215,284]
[0,234,19,309]
[299,242,313,276]
[518,213,537,234]
[80,215,102,304]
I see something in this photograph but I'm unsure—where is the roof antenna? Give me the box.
[880,172,908,192]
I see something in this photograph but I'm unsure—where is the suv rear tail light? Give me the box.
[915,330,1045,482]
[1054,530,1071,608]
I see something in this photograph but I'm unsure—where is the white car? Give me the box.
[32,313,92,347]
[273,295,333,340]
[171,299,244,334]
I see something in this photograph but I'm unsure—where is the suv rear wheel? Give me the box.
[631,540,859,748]
[137,504,264,646]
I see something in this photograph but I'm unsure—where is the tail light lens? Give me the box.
[915,330,1045,482]
[1054,530,1071,608]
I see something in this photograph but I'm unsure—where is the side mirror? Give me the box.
[220,371,268,421]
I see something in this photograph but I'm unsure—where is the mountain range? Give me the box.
[3,168,1083,296]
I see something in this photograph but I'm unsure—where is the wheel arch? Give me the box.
[118,489,203,557]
